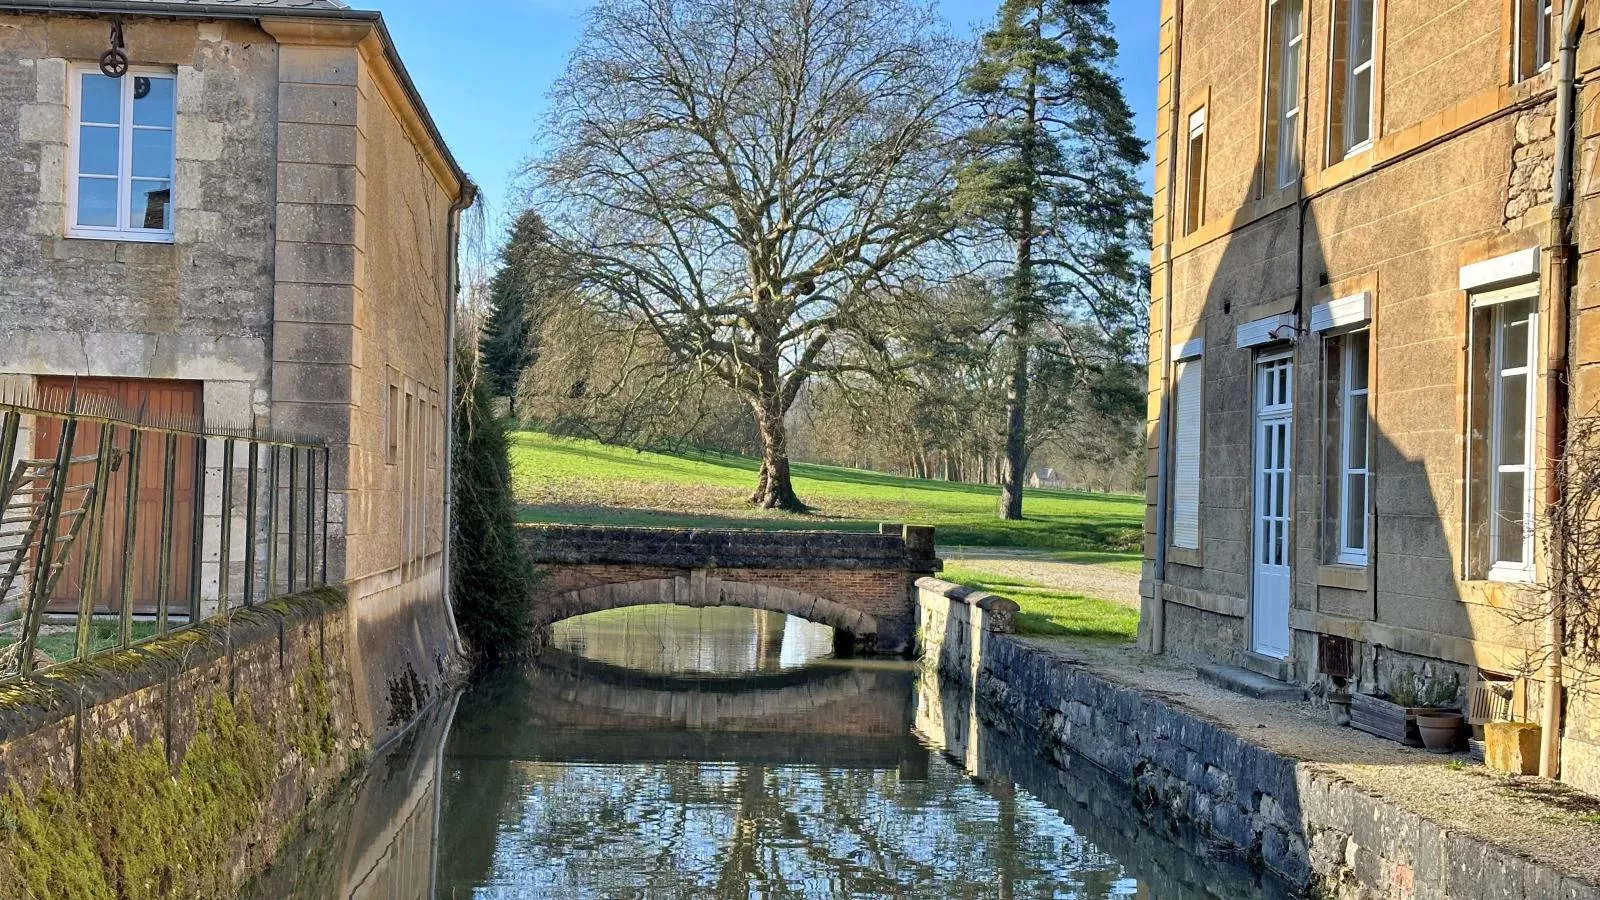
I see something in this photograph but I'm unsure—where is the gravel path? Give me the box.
[939,547,1141,608]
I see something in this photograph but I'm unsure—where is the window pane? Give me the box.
[1348,333,1370,390]
[132,129,173,180]
[1496,471,1527,564]
[1502,315,1530,370]
[1500,372,1528,466]
[1347,393,1369,469]
[80,73,121,125]
[1348,68,1372,148]
[76,178,118,227]
[78,125,119,177]
[129,180,172,231]
[132,77,175,128]
[1352,0,1375,64]
[1345,472,1367,551]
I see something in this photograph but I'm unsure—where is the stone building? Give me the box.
[1142,0,1600,791]
[0,0,474,742]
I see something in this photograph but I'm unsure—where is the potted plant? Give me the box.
[1351,669,1461,749]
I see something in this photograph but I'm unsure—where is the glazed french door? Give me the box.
[1252,354,1294,659]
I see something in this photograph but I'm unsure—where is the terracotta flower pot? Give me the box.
[1417,712,1463,753]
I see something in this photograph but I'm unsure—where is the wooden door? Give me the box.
[34,378,202,618]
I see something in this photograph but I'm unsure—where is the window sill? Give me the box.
[65,229,175,245]
[1318,564,1369,592]
[1167,545,1203,569]
[1485,564,1536,585]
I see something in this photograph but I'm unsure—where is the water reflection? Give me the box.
[252,606,1298,899]
[550,605,835,674]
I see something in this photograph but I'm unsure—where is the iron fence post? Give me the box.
[74,425,118,659]
[118,430,141,649]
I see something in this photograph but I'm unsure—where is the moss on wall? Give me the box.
[290,648,338,766]
[0,694,275,899]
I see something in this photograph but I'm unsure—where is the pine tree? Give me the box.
[480,210,555,400]
[957,0,1148,520]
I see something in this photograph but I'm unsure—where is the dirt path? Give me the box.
[939,547,1141,608]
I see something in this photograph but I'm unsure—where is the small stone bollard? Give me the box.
[879,523,906,535]
[1485,722,1541,775]
[903,525,936,556]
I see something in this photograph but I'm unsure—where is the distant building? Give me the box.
[0,0,475,741]
[1028,469,1062,489]
[1143,0,1600,789]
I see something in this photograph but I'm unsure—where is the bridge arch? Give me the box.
[532,572,882,648]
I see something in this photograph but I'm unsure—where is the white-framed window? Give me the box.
[1184,108,1208,236]
[1329,0,1376,161]
[1264,0,1304,190]
[1171,351,1204,550]
[1485,299,1538,580]
[69,66,177,242]
[1334,332,1370,565]
[1516,0,1554,80]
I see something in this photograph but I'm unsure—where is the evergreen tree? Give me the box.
[451,342,534,663]
[480,210,555,399]
[957,0,1149,520]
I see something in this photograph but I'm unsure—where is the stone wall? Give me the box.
[0,13,278,425]
[919,618,1600,899]
[0,587,377,893]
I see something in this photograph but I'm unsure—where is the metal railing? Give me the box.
[0,387,329,682]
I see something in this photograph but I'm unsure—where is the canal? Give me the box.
[248,606,1298,899]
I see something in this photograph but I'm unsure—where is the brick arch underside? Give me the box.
[533,573,881,642]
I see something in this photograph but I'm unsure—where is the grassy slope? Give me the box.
[942,564,1139,642]
[510,432,1144,555]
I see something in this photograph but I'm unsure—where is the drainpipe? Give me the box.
[1543,0,1585,780]
[441,187,477,659]
[1150,0,1185,655]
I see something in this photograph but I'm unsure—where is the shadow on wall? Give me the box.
[1157,146,1526,716]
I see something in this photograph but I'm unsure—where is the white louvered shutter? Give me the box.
[1171,359,1203,550]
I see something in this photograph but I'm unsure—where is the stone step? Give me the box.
[1196,664,1307,702]
[1240,651,1292,682]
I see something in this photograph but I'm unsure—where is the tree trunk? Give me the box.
[999,327,1030,520]
[750,400,805,511]
[998,6,1043,523]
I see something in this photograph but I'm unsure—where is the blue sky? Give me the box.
[373,0,1159,242]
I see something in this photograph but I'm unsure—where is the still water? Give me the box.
[249,606,1296,899]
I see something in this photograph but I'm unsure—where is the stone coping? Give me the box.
[519,523,942,572]
[916,577,1022,616]
[0,587,347,742]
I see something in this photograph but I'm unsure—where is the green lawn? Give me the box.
[510,432,1144,555]
[941,565,1139,642]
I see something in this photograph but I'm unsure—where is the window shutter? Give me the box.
[1172,359,1204,550]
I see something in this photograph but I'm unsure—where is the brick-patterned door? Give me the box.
[34,377,202,618]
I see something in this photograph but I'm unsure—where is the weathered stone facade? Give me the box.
[0,1,473,745]
[1143,0,1600,791]
[521,525,943,654]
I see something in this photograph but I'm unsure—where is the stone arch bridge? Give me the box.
[518,524,941,654]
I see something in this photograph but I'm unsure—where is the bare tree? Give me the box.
[531,0,962,510]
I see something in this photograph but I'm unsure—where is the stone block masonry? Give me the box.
[0,588,390,894]
[521,525,941,655]
[919,599,1600,900]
